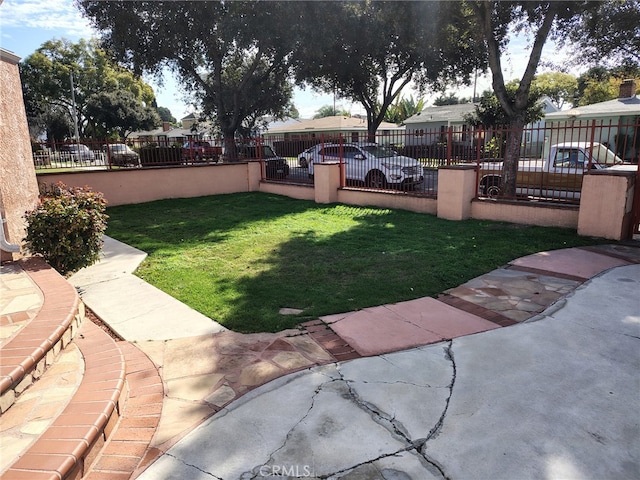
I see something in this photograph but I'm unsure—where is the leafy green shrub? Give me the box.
[24,182,108,276]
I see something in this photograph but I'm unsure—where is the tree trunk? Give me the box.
[502,114,526,197]
[222,134,237,162]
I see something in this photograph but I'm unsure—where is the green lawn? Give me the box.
[106,192,607,333]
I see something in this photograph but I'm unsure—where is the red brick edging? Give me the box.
[2,320,126,480]
[1,257,81,413]
[84,343,164,480]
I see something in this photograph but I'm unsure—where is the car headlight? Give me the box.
[401,166,421,175]
[382,163,402,171]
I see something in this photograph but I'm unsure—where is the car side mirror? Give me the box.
[354,153,365,160]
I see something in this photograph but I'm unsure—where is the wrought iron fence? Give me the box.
[474,119,639,204]
[32,118,638,205]
[32,138,223,170]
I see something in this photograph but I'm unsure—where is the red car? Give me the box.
[181,141,221,162]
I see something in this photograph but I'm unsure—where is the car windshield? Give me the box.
[111,144,127,152]
[64,144,88,152]
[361,145,396,158]
[591,144,623,165]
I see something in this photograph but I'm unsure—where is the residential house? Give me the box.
[128,113,216,146]
[544,79,639,162]
[403,103,477,148]
[403,98,559,157]
[262,115,404,156]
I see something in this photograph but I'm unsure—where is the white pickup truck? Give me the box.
[477,142,636,200]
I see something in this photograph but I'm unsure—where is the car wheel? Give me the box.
[299,157,308,168]
[483,179,502,198]
[366,170,387,189]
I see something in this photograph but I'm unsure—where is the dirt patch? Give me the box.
[85,307,124,342]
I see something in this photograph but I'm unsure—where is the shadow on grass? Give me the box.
[107,192,608,333]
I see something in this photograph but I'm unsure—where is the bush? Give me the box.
[23,182,108,276]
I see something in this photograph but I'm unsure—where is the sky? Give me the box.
[0,0,578,121]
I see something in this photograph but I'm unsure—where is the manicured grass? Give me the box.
[106,192,607,333]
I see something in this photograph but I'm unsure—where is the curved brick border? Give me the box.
[2,320,126,480]
[0,257,81,414]
[84,342,164,480]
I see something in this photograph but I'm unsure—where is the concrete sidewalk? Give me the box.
[136,263,640,480]
[69,236,226,341]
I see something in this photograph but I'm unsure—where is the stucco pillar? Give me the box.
[0,49,40,262]
[437,165,477,221]
[578,170,635,240]
[246,161,262,191]
[314,161,341,204]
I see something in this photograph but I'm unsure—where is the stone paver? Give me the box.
[510,247,631,279]
[328,297,499,356]
[0,263,43,346]
[445,268,581,322]
[135,328,336,454]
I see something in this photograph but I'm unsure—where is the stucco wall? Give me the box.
[35,161,635,241]
[0,50,40,262]
[338,189,437,215]
[578,171,635,239]
[471,199,579,228]
[38,163,259,207]
[259,181,314,201]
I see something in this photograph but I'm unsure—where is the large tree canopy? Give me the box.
[294,1,483,138]
[562,0,640,69]
[575,65,640,106]
[20,38,158,140]
[531,71,578,109]
[86,90,160,139]
[77,0,302,159]
[465,82,544,128]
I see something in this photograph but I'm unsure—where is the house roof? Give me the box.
[539,96,559,114]
[403,103,476,125]
[128,126,171,138]
[128,126,207,139]
[263,116,303,131]
[545,95,640,120]
[404,97,559,125]
[265,115,402,134]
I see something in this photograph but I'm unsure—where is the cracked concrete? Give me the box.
[137,263,640,480]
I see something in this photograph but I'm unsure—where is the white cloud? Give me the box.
[1,0,94,36]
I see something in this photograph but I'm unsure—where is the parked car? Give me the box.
[59,144,95,163]
[103,143,140,167]
[182,140,221,162]
[297,146,315,168]
[237,144,290,179]
[306,142,424,189]
[477,142,632,200]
